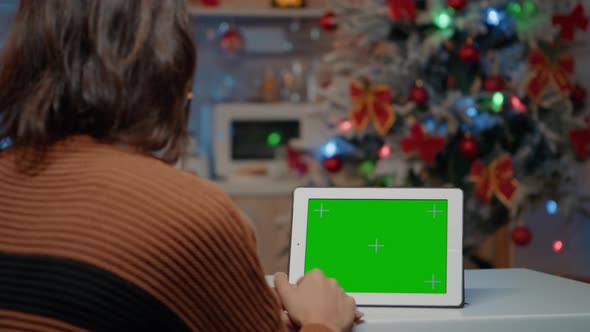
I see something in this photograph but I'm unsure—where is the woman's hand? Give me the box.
[274,270,357,332]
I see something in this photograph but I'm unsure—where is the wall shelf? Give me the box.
[189,6,324,18]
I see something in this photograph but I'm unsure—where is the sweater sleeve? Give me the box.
[205,191,334,332]
[222,200,334,332]
[166,183,334,332]
[164,189,283,331]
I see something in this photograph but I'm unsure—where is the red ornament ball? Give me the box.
[459,43,480,63]
[388,0,417,21]
[483,76,505,92]
[512,226,533,247]
[447,0,467,11]
[571,84,587,107]
[220,28,244,55]
[199,0,220,7]
[458,137,479,159]
[320,11,338,32]
[409,85,429,106]
[323,156,343,173]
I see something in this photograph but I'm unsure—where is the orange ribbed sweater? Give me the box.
[0,136,330,332]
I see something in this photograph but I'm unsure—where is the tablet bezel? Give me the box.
[289,187,464,308]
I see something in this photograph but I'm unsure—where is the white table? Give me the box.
[268,269,590,332]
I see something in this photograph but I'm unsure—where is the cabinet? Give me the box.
[232,195,292,273]
[217,179,298,274]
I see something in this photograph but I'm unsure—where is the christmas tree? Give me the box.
[289,0,590,263]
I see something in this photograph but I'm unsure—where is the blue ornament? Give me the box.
[422,116,447,136]
[470,112,498,134]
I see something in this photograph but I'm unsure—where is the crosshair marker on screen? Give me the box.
[426,204,443,219]
[368,239,385,254]
[313,203,329,218]
[425,274,442,289]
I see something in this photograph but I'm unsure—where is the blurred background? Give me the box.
[1,0,589,281]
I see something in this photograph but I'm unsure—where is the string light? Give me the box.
[379,144,392,159]
[510,96,527,112]
[552,240,564,253]
[267,132,282,147]
[507,0,536,19]
[492,92,504,112]
[546,200,558,215]
[360,160,375,178]
[424,118,436,132]
[507,2,522,15]
[486,9,501,26]
[339,120,353,131]
[434,10,453,29]
[322,140,338,158]
[382,175,394,187]
[522,0,536,16]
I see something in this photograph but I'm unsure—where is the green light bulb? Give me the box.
[267,132,282,147]
[360,160,375,178]
[508,1,535,19]
[507,3,521,15]
[523,0,535,16]
[492,92,504,112]
[434,11,453,29]
[382,176,394,187]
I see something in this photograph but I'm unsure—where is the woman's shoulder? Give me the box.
[36,138,240,229]
[78,143,256,253]
[92,145,234,214]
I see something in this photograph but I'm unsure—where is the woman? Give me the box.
[0,1,357,331]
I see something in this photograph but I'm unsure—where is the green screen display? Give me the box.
[304,199,448,294]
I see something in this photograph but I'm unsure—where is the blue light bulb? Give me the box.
[466,107,478,117]
[323,141,338,158]
[546,200,558,215]
[486,9,501,26]
[424,119,436,133]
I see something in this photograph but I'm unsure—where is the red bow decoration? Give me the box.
[526,49,574,101]
[388,0,417,20]
[552,3,589,41]
[286,144,308,174]
[569,128,590,160]
[400,123,446,163]
[350,80,396,136]
[469,155,519,207]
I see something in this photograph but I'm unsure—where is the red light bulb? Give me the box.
[552,240,564,253]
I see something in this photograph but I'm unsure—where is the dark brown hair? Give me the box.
[0,0,197,168]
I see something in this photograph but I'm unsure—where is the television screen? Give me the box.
[231,120,300,160]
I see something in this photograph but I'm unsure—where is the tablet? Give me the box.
[289,187,464,307]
